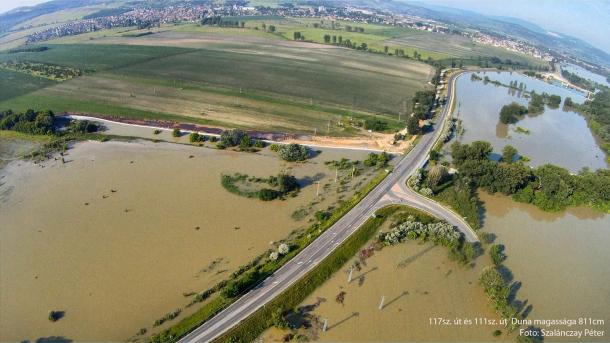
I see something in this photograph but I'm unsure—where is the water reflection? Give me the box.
[454,71,607,172]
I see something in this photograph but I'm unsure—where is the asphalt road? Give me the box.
[178,71,477,343]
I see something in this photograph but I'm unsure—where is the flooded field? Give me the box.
[0,139,376,341]
[452,71,607,172]
[479,192,610,337]
[275,192,610,342]
[262,232,499,342]
[561,63,610,88]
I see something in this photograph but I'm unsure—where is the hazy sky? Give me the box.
[422,0,610,54]
[2,0,609,53]
[0,0,47,14]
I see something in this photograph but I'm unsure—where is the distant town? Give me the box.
[21,1,553,64]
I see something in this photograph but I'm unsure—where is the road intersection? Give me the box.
[178,70,477,343]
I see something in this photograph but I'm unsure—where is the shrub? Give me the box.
[253,139,265,148]
[222,270,262,298]
[154,309,182,327]
[172,128,181,137]
[258,188,279,201]
[489,244,506,265]
[278,243,290,255]
[48,310,63,322]
[70,120,100,133]
[277,143,309,162]
[420,187,433,196]
[363,152,389,168]
[364,119,388,132]
[314,210,331,222]
[220,129,246,147]
[189,132,201,143]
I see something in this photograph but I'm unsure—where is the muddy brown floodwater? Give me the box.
[261,192,610,342]
[0,139,374,341]
[262,237,498,342]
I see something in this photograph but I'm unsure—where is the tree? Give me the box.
[332,35,337,43]
[323,34,331,43]
[239,134,252,150]
[502,145,518,163]
[268,25,276,33]
[258,188,279,201]
[172,128,181,137]
[189,132,201,142]
[384,45,389,54]
[489,244,506,265]
[407,116,420,135]
[428,164,447,188]
[278,243,290,255]
[0,109,55,135]
[364,152,389,168]
[451,141,492,165]
[293,31,301,40]
[276,173,299,193]
[499,102,527,124]
[277,143,309,161]
[271,308,289,329]
[220,129,246,147]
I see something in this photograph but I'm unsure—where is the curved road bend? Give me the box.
[178,71,477,343]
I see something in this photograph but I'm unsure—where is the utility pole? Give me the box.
[335,168,338,183]
[323,318,328,332]
[378,295,385,310]
[327,121,331,135]
[351,166,355,179]
[314,128,317,136]
[347,267,353,283]
[316,181,320,197]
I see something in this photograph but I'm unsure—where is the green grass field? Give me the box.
[2,16,547,136]
[0,38,432,135]
[0,69,55,101]
[236,18,545,67]
[0,44,194,71]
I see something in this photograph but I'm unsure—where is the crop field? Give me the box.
[0,36,433,135]
[0,69,55,101]
[386,30,543,65]
[0,44,194,71]
[232,18,545,66]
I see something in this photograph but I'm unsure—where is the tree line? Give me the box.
[451,141,610,212]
